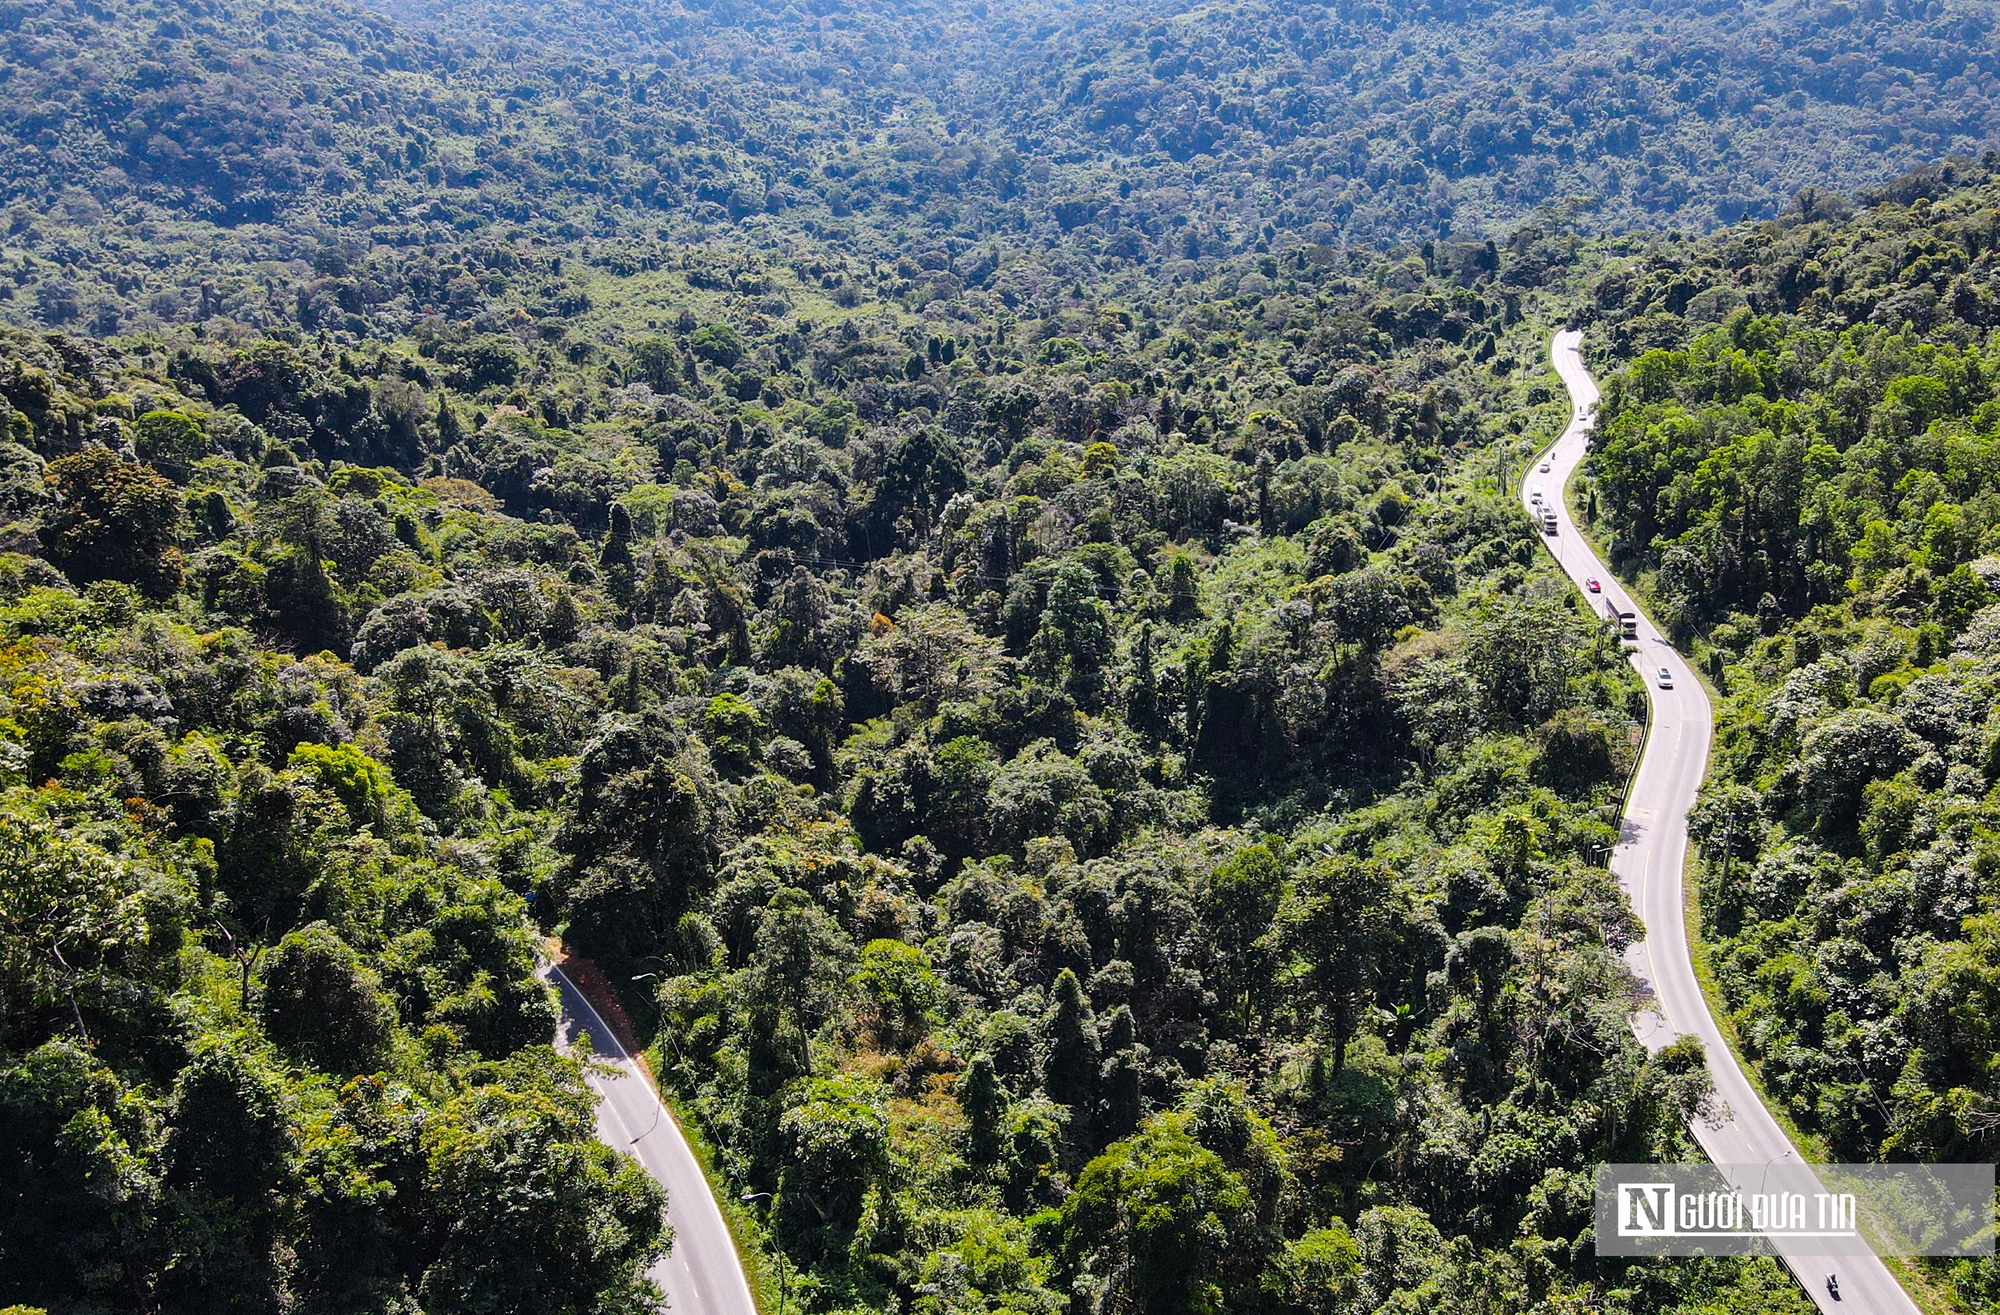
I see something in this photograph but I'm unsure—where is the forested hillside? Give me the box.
[0,0,1996,1311]
[1580,158,2000,1311]
[384,0,2000,240]
[4,0,1998,339]
[0,204,1811,1311]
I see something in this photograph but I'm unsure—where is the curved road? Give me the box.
[1533,330,1917,1315]
[545,963,760,1315]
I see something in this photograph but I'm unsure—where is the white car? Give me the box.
[1656,666,1673,688]
[1538,458,1551,472]
[1529,484,1543,504]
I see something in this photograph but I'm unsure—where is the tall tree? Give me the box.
[1271,853,1402,1076]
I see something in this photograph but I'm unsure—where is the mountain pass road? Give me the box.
[546,962,761,1315]
[1532,329,1918,1315]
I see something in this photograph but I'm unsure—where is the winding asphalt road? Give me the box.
[1533,330,1918,1315]
[545,963,760,1315]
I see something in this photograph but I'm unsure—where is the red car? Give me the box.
[1586,577,1601,592]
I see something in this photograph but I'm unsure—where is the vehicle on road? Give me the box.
[1586,577,1600,592]
[1544,330,1917,1314]
[1541,510,1558,535]
[1538,458,1551,472]
[1656,665,1673,688]
[1529,484,1543,503]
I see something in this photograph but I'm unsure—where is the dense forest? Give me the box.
[0,204,1767,1315]
[0,0,1995,1312]
[3,0,1999,339]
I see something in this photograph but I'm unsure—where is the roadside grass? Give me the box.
[636,1029,787,1315]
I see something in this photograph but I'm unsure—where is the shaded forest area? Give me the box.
[2,0,1997,339]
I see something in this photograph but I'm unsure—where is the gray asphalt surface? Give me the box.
[1533,329,1918,1315]
[545,963,761,1315]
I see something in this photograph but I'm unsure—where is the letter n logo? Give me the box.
[1619,1183,1675,1237]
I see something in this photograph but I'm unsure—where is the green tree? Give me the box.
[1058,1109,1255,1315]
[157,1040,297,1312]
[765,568,834,670]
[40,448,184,597]
[1261,1224,1360,1315]
[417,1058,670,1314]
[987,741,1110,857]
[0,816,182,1049]
[1164,553,1201,623]
[1098,1005,1144,1143]
[702,692,763,779]
[1271,853,1401,1076]
[689,324,745,368]
[1462,591,1580,726]
[959,1053,1006,1166]
[1317,567,1411,649]
[853,938,944,1051]
[599,503,635,606]
[627,336,683,393]
[1796,708,1919,838]
[1203,842,1284,1032]
[260,922,395,1075]
[1392,654,1484,770]
[557,718,715,967]
[255,481,348,652]
[746,889,856,1075]
[1531,708,1617,796]
[1028,559,1116,710]
[135,409,210,480]
[0,1041,162,1310]
[775,1075,889,1262]
[1042,967,1099,1141]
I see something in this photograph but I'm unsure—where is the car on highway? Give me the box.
[1538,458,1551,472]
[1529,484,1543,503]
[1586,577,1601,592]
[1656,665,1673,688]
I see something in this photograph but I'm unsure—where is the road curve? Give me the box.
[1532,330,1918,1315]
[544,963,761,1315]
